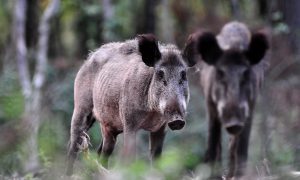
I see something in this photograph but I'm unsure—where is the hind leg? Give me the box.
[98,124,118,168]
[66,109,95,175]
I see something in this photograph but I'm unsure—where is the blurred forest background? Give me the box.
[0,0,299,179]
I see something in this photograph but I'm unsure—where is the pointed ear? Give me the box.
[182,32,201,67]
[245,33,269,65]
[197,32,223,65]
[183,31,223,66]
[137,34,161,67]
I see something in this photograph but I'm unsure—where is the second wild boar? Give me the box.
[183,21,269,178]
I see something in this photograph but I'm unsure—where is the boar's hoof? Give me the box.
[168,120,185,130]
[226,125,243,135]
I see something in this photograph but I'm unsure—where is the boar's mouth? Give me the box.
[168,119,185,130]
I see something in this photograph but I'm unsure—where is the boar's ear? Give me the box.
[182,32,200,67]
[196,32,222,65]
[137,34,161,67]
[245,33,269,65]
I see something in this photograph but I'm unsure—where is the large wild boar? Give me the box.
[183,22,269,178]
[66,34,195,175]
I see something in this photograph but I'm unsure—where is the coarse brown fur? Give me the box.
[66,34,194,175]
[183,21,269,178]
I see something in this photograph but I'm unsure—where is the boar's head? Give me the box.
[138,34,195,130]
[183,31,269,135]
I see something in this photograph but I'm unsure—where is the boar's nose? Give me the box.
[168,119,185,130]
[225,119,244,135]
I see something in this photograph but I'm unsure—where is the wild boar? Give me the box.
[183,22,269,178]
[66,34,195,175]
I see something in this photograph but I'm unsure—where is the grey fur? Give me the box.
[66,35,192,175]
[184,22,269,178]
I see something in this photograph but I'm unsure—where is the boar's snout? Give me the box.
[164,96,187,130]
[168,119,185,130]
[224,118,244,135]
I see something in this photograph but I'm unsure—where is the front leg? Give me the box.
[149,124,166,164]
[227,136,238,178]
[235,117,252,177]
[122,130,137,163]
[204,100,222,164]
[204,103,223,178]
[204,117,222,163]
[121,109,147,164]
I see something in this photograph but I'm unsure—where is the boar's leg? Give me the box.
[204,103,222,170]
[204,118,222,162]
[227,136,238,178]
[205,117,222,177]
[66,110,95,175]
[149,124,166,164]
[235,117,252,177]
[122,130,137,163]
[98,125,118,168]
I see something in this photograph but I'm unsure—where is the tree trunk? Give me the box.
[101,0,114,42]
[257,0,268,18]
[158,0,174,43]
[14,0,60,173]
[14,0,31,99]
[230,0,240,19]
[136,0,160,34]
[280,0,300,53]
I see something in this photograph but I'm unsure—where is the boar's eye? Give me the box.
[240,69,250,85]
[157,70,167,86]
[216,69,225,81]
[157,70,164,80]
[179,71,187,85]
[181,71,187,81]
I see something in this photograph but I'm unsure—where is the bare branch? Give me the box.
[14,0,32,98]
[33,0,60,89]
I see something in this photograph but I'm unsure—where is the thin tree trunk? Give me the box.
[257,0,268,18]
[14,0,31,100]
[158,0,174,42]
[136,0,160,34]
[14,0,60,173]
[280,0,300,53]
[230,0,240,19]
[101,0,114,42]
[142,0,159,33]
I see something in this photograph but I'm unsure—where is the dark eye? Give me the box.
[181,71,187,81]
[157,70,167,86]
[241,70,250,85]
[216,69,225,81]
[157,70,164,80]
[179,71,187,85]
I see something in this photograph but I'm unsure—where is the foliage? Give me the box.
[0,69,24,122]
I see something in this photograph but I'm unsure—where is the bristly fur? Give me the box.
[183,21,270,178]
[67,34,191,175]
